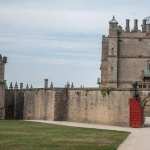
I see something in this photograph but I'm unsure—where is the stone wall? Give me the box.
[24,89,55,120]
[54,88,68,121]
[0,84,5,119]
[5,88,133,126]
[67,89,131,126]
[5,90,24,119]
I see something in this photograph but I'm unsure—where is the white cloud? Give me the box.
[1,0,150,87]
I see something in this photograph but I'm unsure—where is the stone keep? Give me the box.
[101,16,150,88]
[0,54,7,119]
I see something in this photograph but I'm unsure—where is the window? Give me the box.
[138,38,142,42]
[138,84,142,88]
[143,84,146,88]
[111,48,114,55]
[147,60,150,71]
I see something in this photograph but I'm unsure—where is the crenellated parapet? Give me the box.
[109,16,150,35]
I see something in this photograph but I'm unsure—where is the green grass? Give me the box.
[0,121,129,150]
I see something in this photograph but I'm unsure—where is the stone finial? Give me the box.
[109,16,119,34]
[9,82,13,90]
[14,82,18,90]
[71,82,74,89]
[4,80,8,89]
[50,82,53,89]
[44,78,48,89]
[109,16,118,24]
[142,19,147,32]
[66,82,70,89]
[0,54,2,61]
[125,19,130,32]
[144,16,150,32]
[20,83,23,90]
[97,78,100,85]
[133,19,138,32]
[26,84,29,89]
[30,84,33,89]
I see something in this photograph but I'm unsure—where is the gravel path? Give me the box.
[118,117,150,150]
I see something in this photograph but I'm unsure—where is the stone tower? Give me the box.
[0,54,7,119]
[101,16,120,88]
[101,16,150,89]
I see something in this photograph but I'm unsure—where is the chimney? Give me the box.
[142,19,146,32]
[126,19,130,32]
[133,19,138,32]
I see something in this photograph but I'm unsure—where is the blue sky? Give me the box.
[0,0,149,88]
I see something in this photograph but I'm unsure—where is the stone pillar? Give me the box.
[125,19,130,32]
[142,19,146,32]
[44,79,48,89]
[133,19,138,32]
[146,24,150,32]
[50,82,53,89]
[20,83,23,90]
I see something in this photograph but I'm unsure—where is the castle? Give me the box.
[101,16,150,89]
[1,17,150,126]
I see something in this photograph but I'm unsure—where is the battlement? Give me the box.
[109,16,150,35]
[7,79,87,91]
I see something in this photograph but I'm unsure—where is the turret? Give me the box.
[109,16,119,35]
[0,54,7,119]
[0,54,7,82]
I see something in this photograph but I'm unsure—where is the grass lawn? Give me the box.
[0,121,129,150]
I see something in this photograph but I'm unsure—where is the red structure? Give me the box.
[129,98,144,128]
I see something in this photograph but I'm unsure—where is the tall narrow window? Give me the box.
[111,48,114,55]
[147,60,150,71]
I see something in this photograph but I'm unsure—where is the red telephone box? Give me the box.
[129,98,144,128]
